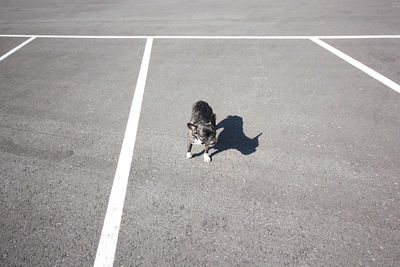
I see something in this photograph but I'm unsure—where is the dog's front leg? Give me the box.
[187,142,193,159]
[204,145,211,162]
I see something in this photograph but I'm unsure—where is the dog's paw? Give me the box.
[186,152,192,159]
[203,153,211,163]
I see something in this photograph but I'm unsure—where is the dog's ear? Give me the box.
[187,123,198,133]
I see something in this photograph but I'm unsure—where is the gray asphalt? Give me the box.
[0,0,399,36]
[0,38,29,56]
[1,1,400,266]
[115,39,400,266]
[0,38,145,266]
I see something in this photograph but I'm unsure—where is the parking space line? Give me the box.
[93,37,153,267]
[154,35,400,39]
[1,34,400,39]
[0,34,148,39]
[0,36,36,62]
[310,37,400,93]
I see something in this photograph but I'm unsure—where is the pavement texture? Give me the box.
[0,38,145,266]
[327,39,400,84]
[0,38,30,56]
[0,0,400,266]
[113,39,400,266]
[0,0,399,36]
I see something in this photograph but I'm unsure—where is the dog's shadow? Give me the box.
[193,115,262,158]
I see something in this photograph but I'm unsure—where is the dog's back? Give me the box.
[190,100,214,124]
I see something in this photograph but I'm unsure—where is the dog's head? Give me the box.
[187,122,217,146]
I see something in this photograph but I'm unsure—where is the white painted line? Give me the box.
[0,34,35,38]
[93,37,153,267]
[1,34,400,39]
[318,35,400,39]
[155,35,311,39]
[154,35,400,40]
[0,34,148,39]
[310,38,400,94]
[0,37,36,62]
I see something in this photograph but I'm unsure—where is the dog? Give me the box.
[187,101,217,162]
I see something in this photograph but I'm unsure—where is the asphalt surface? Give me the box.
[114,39,400,266]
[0,0,399,36]
[0,38,145,266]
[1,1,400,266]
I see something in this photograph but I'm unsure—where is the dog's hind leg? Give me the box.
[211,113,216,127]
